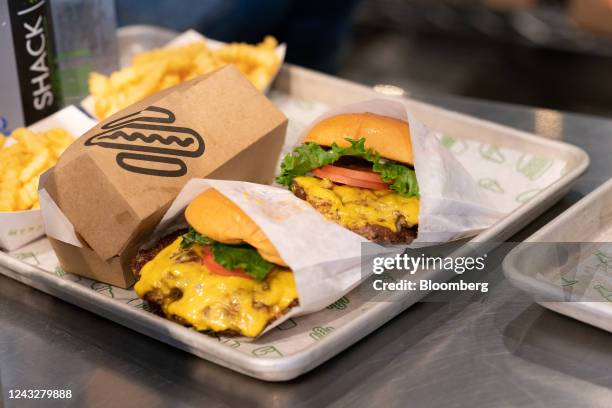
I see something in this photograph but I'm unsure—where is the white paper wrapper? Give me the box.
[153,179,373,333]
[36,177,373,336]
[81,30,286,120]
[0,106,97,250]
[296,99,504,243]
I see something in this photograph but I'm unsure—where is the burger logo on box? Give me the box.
[85,106,205,177]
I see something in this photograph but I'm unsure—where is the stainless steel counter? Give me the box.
[2,95,612,408]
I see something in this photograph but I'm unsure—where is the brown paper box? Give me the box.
[570,0,612,37]
[43,65,287,287]
[49,237,136,288]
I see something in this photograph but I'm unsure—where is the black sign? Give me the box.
[8,0,61,125]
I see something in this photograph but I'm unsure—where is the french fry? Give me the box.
[0,127,74,212]
[89,72,111,96]
[17,177,39,210]
[12,127,46,154]
[260,35,278,50]
[89,36,281,119]
[0,164,19,211]
[248,67,271,93]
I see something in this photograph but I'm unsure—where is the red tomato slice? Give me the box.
[318,165,384,183]
[312,167,390,190]
[202,246,253,280]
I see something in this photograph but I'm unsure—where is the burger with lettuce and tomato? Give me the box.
[276,112,419,244]
[132,188,298,338]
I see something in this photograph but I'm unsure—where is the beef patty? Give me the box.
[291,181,417,244]
[131,229,187,279]
[131,230,298,336]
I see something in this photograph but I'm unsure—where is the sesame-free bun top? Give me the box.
[184,189,287,267]
[304,112,414,165]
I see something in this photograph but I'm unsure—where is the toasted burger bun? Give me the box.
[304,112,414,165]
[185,189,287,267]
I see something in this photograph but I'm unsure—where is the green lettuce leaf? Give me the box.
[372,161,420,197]
[180,228,274,281]
[180,228,212,249]
[275,138,419,197]
[209,242,274,281]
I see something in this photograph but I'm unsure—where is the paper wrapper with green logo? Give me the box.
[294,99,504,243]
[149,179,368,336]
[39,65,288,288]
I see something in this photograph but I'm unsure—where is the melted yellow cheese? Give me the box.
[294,176,419,232]
[134,237,298,337]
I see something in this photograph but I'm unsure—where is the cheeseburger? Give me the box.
[276,112,419,243]
[132,189,298,337]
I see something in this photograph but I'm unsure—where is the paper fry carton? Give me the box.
[0,106,96,251]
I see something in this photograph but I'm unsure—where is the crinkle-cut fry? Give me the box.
[108,66,141,91]
[165,55,194,76]
[158,73,181,91]
[12,128,46,153]
[232,61,252,74]
[89,72,111,97]
[259,35,278,50]
[43,127,71,140]
[258,51,280,74]
[0,127,75,211]
[193,53,224,74]
[94,97,111,120]
[19,149,50,184]
[132,42,207,66]
[0,144,17,163]
[16,193,33,211]
[129,61,168,102]
[213,44,255,63]
[1,154,20,168]
[0,135,5,149]
[16,130,56,163]
[44,128,73,148]
[0,199,15,212]
[214,44,278,74]
[263,36,279,49]
[38,129,58,149]
[0,165,19,211]
[89,36,280,119]
[17,176,38,211]
[49,144,70,160]
[248,66,271,91]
